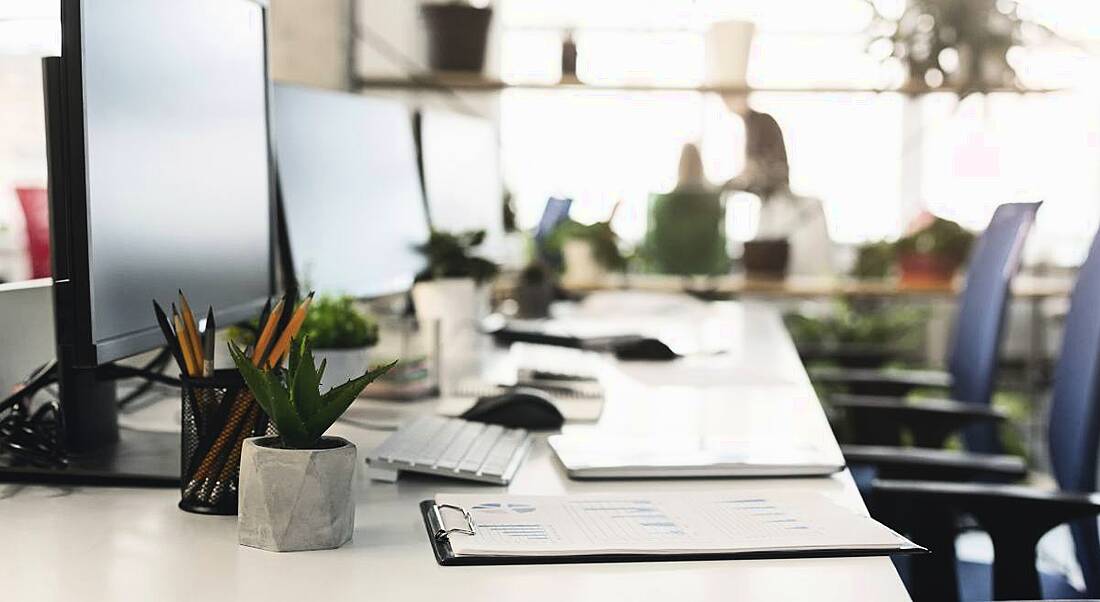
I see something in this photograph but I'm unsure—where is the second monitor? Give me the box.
[273,85,430,298]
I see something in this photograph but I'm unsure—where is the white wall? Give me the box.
[269,0,354,90]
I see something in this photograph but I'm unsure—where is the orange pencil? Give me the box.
[175,314,199,376]
[178,290,204,367]
[250,297,286,364]
[263,292,314,368]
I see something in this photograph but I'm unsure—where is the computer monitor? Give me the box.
[33,0,274,484]
[416,110,505,261]
[273,84,430,298]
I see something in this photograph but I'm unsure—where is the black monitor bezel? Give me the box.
[47,0,276,368]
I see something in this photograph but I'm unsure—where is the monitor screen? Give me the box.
[63,0,272,364]
[418,110,504,261]
[273,85,430,298]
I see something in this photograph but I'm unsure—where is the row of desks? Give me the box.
[1,300,911,601]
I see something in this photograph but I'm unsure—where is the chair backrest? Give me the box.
[946,202,1040,452]
[1047,229,1100,595]
[15,187,51,279]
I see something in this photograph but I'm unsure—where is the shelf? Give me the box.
[354,74,1061,96]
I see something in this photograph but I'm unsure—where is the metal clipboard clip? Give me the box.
[430,503,477,541]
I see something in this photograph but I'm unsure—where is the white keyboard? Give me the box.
[366,416,533,485]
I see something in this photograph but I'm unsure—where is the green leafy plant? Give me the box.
[547,219,629,272]
[852,241,896,280]
[229,337,396,449]
[784,299,927,349]
[415,229,500,284]
[895,216,975,268]
[301,295,378,349]
[864,0,1049,97]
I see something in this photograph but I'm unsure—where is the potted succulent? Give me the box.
[865,0,1049,96]
[301,295,379,392]
[229,338,394,552]
[420,1,493,73]
[894,214,975,285]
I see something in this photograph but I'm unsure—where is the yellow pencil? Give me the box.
[263,292,314,368]
[251,297,286,364]
[178,290,204,367]
[175,314,199,376]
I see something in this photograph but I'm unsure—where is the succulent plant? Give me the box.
[229,337,395,449]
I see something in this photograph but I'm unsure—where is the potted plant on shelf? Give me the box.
[864,0,1050,96]
[894,214,975,285]
[229,338,394,552]
[301,295,379,392]
[419,0,494,73]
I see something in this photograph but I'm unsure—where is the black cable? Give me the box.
[0,361,65,469]
[0,347,182,468]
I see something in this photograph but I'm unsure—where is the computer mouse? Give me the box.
[611,337,680,361]
[461,388,565,431]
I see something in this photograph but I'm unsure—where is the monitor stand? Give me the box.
[0,362,179,488]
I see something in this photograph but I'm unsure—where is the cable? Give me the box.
[0,361,65,469]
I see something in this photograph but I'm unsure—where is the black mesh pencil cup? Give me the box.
[179,369,272,515]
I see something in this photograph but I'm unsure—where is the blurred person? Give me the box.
[725,109,834,277]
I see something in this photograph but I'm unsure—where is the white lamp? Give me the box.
[704,20,755,113]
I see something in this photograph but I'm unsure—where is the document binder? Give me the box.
[420,499,926,567]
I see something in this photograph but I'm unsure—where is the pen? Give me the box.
[203,306,215,377]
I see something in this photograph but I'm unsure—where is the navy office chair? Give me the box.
[874,227,1100,601]
[821,203,1041,478]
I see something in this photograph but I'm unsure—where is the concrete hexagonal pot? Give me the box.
[238,436,356,552]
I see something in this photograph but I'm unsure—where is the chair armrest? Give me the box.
[810,366,952,397]
[872,479,1100,600]
[832,394,1006,447]
[842,445,1027,482]
[874,479,1100,536]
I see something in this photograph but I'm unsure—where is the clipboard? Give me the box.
[419,500,926,567]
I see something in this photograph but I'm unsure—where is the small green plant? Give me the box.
[784,299,927,349]
[547,219,629,272]
[416,229,500,284]
[229,337,395,449]
[895,216,975,268]
[852,241,896,280]
[301,295,378,349]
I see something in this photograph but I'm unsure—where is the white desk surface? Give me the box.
[0,299,910,601]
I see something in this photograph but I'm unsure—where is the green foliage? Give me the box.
[416,229,500,284]
[852,241,896,280]
[783,299,927,349]
[547,219,629,272]
[864,0,1042,97]
[301,295,378,349]
[895,217,976,266]
[229,337,396,449]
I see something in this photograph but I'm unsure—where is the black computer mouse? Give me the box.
[611,337,680,361]
[461,388,565,430]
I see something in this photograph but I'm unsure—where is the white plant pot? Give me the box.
[561,239,607,288]
[238,436,356,553]
[314,347,370,392]
[412,278,481,381]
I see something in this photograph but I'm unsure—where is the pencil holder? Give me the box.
[179,369,273,515]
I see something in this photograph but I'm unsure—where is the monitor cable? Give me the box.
[0,347,183,469]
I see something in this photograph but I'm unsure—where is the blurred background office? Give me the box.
[1,0,1099,416]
